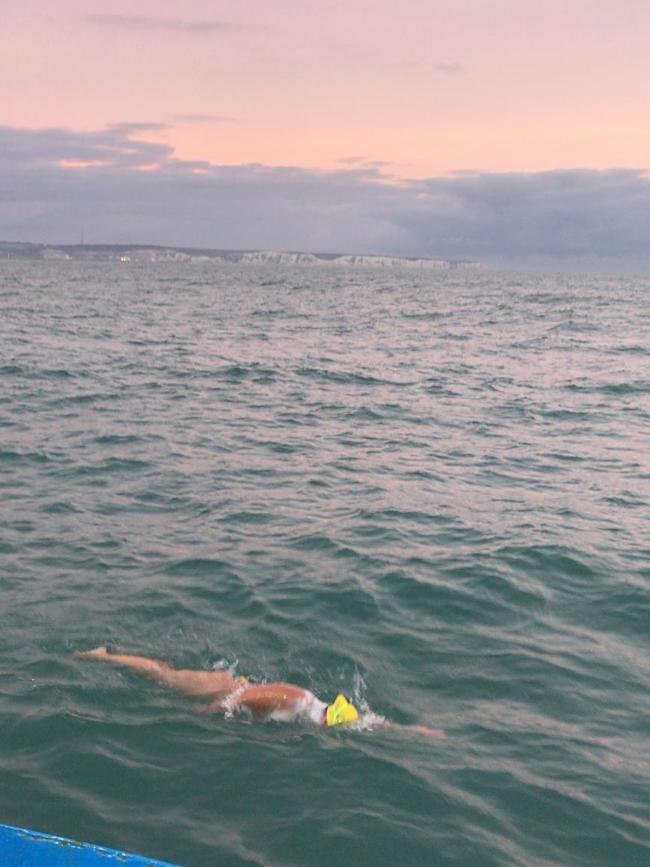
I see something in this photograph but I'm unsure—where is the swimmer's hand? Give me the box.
[74,646,110,661]
[195,700,226,715]
[382,722,445,740]
[406,724,445,740]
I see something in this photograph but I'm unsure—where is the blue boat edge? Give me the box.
[0,822,181,866]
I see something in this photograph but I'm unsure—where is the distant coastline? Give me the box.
[0,241,480,271]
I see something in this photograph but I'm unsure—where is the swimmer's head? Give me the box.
[325,694,359,727]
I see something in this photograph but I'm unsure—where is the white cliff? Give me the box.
[0,241,480,269]
[236,250,477,269]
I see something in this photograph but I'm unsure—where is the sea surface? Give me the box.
[1,260,649,867]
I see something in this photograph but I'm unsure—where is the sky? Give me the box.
[3,0,650,269]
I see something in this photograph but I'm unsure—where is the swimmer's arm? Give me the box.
[380,721,445,740]
[196,699,227,715]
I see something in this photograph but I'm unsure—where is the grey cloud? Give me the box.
[411,169,650,266]
[2,124,650,271]
[337,156,392,171]
[108,122,170,134]
[86,15,246,34]
[0,125,173,167]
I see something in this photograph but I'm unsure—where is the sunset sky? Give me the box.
[4,0,650,268]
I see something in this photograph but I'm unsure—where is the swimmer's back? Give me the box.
[230,682,326,723]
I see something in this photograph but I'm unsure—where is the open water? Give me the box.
[1,260,650,867]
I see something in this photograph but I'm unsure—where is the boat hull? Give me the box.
[0,823,180,866]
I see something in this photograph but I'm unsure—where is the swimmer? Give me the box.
[74,647,443,739]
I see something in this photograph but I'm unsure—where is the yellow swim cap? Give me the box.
[326,694,359,727]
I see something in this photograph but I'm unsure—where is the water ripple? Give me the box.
[1,261,650,867]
